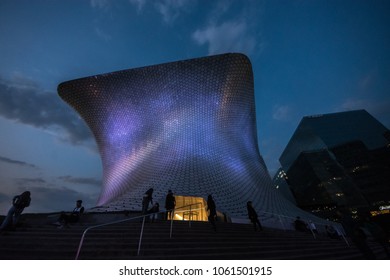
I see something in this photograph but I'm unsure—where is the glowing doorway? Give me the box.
[172,196,208,221]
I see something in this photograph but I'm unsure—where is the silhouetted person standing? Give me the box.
[247,201,263,231]
[142,188,154,214]
[0,191,31,231]
[207,195,217,231]
[148,202,160,222]
[294,216,308,232]
[337,210,376,259]
[165,190,176,220]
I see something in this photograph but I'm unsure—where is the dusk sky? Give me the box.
[0,0,389,214]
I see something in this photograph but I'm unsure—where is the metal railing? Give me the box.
[75,204,348,259]
[258,210,349,245]
[75,203,205,260]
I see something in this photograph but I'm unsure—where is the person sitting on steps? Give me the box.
[54,200,84,229]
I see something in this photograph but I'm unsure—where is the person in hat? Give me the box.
[55,200,84,228]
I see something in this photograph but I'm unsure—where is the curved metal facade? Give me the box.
[58,53,294,218]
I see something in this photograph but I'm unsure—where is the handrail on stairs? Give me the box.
[75,202,206,260]
[259,210,348,245]
[75,202,348,259]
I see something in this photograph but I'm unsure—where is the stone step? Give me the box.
[77,244,363,260]
[1,219,388,260]
[0,241,360,260]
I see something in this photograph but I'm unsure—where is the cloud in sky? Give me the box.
[15,178,46,185]
[129,0,147,13]
[90,0,110,10]
[272,104,293,122]
[192,20,257,55]
[358,73,374,92]
[191,0,263,56]
[0,155,37,169]
[0,76,93,146]
[58,176,101,187]
[338,98,390,127]
[95,27,112,41]
[93,0,193,23]
[154,0,194,24]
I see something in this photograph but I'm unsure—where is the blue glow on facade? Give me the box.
[58,53,293,217]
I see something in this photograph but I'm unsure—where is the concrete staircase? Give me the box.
[0,216,388,260]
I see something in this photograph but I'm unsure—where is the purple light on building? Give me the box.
[58,53,291,218]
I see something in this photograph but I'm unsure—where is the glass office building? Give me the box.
[272,168,297,205]
[280,110,390,219]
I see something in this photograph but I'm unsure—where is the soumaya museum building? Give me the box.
[58,53,327,225]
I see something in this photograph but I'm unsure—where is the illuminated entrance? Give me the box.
[172,196,208,221]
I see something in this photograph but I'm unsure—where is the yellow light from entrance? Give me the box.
[175,214,185,220]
